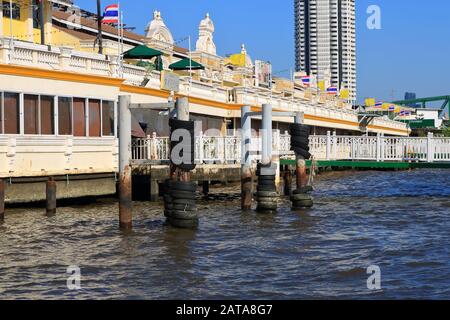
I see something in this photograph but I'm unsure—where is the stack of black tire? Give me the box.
[289,123,311,160]
[164,179,199,228]
[163,118,198,228]
[289,123,314,209]
[256,163,278,213]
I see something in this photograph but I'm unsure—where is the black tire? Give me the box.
[168,217,199,229]
[173,198,197,206]
[169,119,195,131]
[292,147,312,159]
[257,198,279,204]
[171,190,197,200]
[291,141,310,151]
[289,124,310,135]
[257,185,277,192]
[256,191,278,198]
[291,136,310,145]
[172,182,197,192]
[258,180,276,186]
[170,210,198,220]
[258,175,276,180]
[173,203,197,211]
[291,193,312,202]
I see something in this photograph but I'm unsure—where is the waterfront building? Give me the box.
[294,0,356,102]
[0,2,408,202]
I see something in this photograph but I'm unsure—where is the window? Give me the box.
[24,94,39,134]
[102,101,115,136]
[40,96,54,135]
[4,92,20,134]
[88,99,101,137]
[2,1,20,20]
[73,98,86,137]
[58,97,72,135]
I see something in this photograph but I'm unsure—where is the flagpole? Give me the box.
[9,0,13,41]
[96,0,103,54]
[188,35,192,96]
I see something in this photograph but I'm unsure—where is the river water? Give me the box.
[0,169,449,300]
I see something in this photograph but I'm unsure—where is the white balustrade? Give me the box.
[132,133,450,164]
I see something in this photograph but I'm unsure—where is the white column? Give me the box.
[326,131,331,160]
[427,132,434,163]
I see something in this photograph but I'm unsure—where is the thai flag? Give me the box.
[327,86,338,95]
[301,76,311,87]
[374,101,383,108]
[103,4,119,24]
[389,105,396,112]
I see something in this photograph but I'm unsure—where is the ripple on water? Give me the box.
[0,169,449,299]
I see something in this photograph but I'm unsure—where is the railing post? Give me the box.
[376,133,381,162]
[427,132,434,163]
[199,131,204,164]
[59,47,72,70]
[326,131,331,161]
[380,133,385,161]
[332,131,337,160]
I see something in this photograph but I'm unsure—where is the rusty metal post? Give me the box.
[295,112,308,189]
[283,165,293,196]
[0,179,5,221]
[241,105,252,210]
[119,95,132,230]
[46,177,57,215]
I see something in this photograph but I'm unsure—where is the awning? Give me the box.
[123,45,162,60]
[169,58,205,71]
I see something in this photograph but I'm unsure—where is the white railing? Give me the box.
[0,136,118,178]
[132,132,450,164]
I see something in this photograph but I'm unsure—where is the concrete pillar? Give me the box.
[118,95,132,230]
[46,177,57,215]
[261,104,273,165]
[241,105,252,210]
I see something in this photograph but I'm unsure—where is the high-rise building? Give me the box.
[295,0,356,101]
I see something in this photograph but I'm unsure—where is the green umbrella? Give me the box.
[169,58,205,71]
[123,45,162,59]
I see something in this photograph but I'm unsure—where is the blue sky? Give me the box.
[74,0,450,103]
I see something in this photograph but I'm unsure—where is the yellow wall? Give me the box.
[1,0,52,44]
[50,27,81,49]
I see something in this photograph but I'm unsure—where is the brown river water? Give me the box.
[0,169,449,299]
